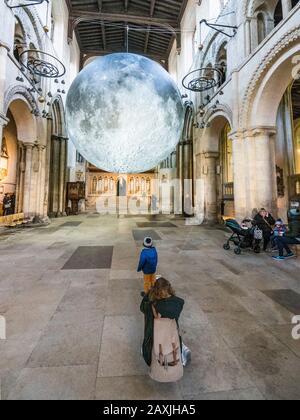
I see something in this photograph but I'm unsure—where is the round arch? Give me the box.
[182,101,194,141]
[51,96,67,137]
[6,97,37,143]
[240,27,300,128]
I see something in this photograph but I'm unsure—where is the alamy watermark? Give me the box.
[292,316,300,340]
[0,315,6,340]
[94,178,205,219]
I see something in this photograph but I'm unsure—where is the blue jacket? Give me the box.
[137,247,158,274]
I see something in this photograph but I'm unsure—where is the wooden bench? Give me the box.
[0,213,25,228]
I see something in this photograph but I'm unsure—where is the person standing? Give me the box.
[137,237,158,294]
[3,193,11,216]
[254,208,275,251]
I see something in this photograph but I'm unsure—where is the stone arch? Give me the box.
[199,113,233,222]
[48,96,67,218]
[13,6,44,50]
[202,112,232,154]
[182,101,194,141]
[240,26,300,128]
[203,104,233,141]
[51,95,67,137]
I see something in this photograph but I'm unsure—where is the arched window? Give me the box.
[146,178,151,194]
[92,177,97,195]
[257,12,266,44]
[98,177,103,194]
[220,123,233,185]
[274,0,283,27]
[13,18,25,63]
[109,177,114,192]
[216,43,227,86]
[105,177,109,192]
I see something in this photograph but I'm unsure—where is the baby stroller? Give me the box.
[223,219,262,255]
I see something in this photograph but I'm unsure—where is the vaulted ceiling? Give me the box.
[66,0,188,68]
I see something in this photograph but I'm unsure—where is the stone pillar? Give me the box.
[176,143,183,214]
[38,145,47,218]
[23,143,34,217]
[0,42,9,145]
[253,127,278,214]
[58,137,67,215]
[245,19,251,56]
[204,152,219,223]
[43,117,52,217]
[231,132,247,221]
[250,17,258,51]
[29,146,39,216]
[281,0,292,18]
[182,140,193,214]
[0,114,9,155]
[50,135,60,216]
[17,143,26,213]
[15,142,23,213]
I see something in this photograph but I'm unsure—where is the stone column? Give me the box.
[245,19,251,56]
[0,114,9,155]
[182,140,193,214]
[29,145,39,217]
[204,152,219,223]
[0,41,9,150]
[50,135,60,216]
[281,0,292,18]
[231,132,247,221]
[38,145,47,218]
[15,142,23,213]
[17,143,26,213]
[58,137,67,216]
[253,127,277,214]
[23,143,34,218]
[43,117,52,217]
[176,143,183,214]
[250,16,258,51]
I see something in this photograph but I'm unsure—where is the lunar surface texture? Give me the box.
[66,53,184,173]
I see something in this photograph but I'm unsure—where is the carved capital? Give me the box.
[204,152,219,159]
[251,126,277,137]
[23,142,35,149]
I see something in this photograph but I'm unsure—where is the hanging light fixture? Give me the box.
[14,1,66,119]
[5,0,48,9]
[0,138,9,182]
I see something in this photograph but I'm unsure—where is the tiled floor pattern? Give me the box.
[0,214,299,400]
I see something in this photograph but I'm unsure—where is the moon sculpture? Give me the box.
[66,53,184,174]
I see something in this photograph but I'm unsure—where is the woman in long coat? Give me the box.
[140,278,184,368]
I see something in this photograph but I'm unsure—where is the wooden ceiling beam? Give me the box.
[69,10,178,32]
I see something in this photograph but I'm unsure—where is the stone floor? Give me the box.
[0,214,300,400]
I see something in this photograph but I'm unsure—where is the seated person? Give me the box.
[271,219,288,249]
[254,208,275,251]
[272,234,300,261]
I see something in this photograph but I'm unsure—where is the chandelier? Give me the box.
[9,0,66,119]
[5,0,48,8]
[182,67,223,93]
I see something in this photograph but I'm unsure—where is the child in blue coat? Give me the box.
[137,237,158,293]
